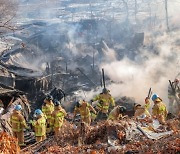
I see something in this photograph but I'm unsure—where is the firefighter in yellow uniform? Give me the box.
[10,105,28,146]
[42,95,54,133]
[91,88,115,120]
[51,100,67,139]
[144,97,151,110]
[151,94,168,124]
[134,104,151,120]
[31,109,46,142]
[74,100,96,125]
[90,109,97,122]
[108,106,127,121]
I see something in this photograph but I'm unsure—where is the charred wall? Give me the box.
[15,77,49,96]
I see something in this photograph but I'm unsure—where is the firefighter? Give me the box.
[74,100,96,125]
[108,106,127,121]
[144,97,151,110]
[51,100,67,139]
[10,105,28,146]
[91,88,115,120]
[31,109,46,142]
[90,108,97,122]
[42,95,54,133]
[134,104,151,121]
[152,94,168,124]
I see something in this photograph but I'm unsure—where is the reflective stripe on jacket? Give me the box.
[93,93,115,111]
[10,112,27,132]
[152,102,168,118]
[91,112,97,120]
[74,104,91,119]
[42,103,54,119]
[32,117,46,137]
[51,110,65,128]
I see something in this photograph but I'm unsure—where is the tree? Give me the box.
[0,0,18,34]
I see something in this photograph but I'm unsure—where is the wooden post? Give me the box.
[65,61,68,73]
[102,68,106,89]
[93,51,94,71]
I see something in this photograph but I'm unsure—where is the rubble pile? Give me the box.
[0,132,20,154]
[0,94,31,134]
[23,118,180,154]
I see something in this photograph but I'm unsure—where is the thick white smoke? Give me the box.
[79,30,179,109]
[75,1,180,109]
[14,0,180,109]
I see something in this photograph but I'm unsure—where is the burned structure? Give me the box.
[0,83,30,134]
[0,0,179,153]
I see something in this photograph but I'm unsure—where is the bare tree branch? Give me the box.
[0,0,18,34]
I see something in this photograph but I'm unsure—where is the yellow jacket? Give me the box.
[10,110,28,132]
[145,98,151,109]
[152,101,168,118]
[42,101,54,120]
[74,102,95,119]
[51,107,67,128]
[93,93,115,113]
[134,107,151,119]
[32,116,46,137]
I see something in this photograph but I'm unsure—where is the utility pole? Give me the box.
[165,0,169,31]
[122,0,129,25]
[90,3,93,19]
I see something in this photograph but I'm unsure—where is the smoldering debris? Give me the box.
[0,132,20,154]
[21,118,180,154]
[0,0,179,154]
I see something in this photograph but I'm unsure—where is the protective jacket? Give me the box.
[74,103,92,119]
[51,107,67,128]
[32,116,46,137]
[42,101,54,122]
[74,102,96,124]
[10,110,28,132]
[93,93,115,113]
[152,99,168,120]
[134,107,151,120]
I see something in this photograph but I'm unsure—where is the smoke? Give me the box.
[102,41,117,62]
[10,0,180,108]
[79,30,179,109]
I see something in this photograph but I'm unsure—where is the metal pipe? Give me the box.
[102,68,106,89]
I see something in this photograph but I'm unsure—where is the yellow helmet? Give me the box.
[155,98,162,102]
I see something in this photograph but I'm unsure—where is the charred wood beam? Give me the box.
[36,72,70,81]
[0,82,14,90]
[77,68,97,87]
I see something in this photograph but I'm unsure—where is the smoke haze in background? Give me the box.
[102,31,179,105]
[13,0,180,108]
[76,30,179,111]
